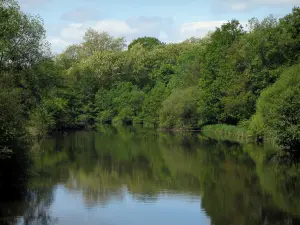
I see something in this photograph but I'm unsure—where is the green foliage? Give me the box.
[202,124,251,143]
[29,97,68,137]
[279,7,300,62]
[248,113,268,139]
[159,87,199,129]
[202,124,248,133]
[0,87,27,157]
[55,44,84,69]
[95,82,145,124]
[29,106,55,138]
[142,82,166,127]
[251,65,300,150]
[128,37,163,50]
[197,20,246,125]
[83,29,126,54]
[0,0,49,73]
[51,7,300,152]
[0,0,49,155]
[1,0,300,153]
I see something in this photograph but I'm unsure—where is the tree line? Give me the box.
[1,0,300,156]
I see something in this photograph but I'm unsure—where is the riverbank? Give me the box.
[200,124,254,143]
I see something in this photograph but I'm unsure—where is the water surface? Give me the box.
[1,126,300,225]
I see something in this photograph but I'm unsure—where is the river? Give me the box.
[1,125,300,225]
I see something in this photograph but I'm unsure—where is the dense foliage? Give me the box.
[250,65,300,151]
[1,0,300,154]
[0,0,51,157]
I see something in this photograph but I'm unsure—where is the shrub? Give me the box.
[29,97,68,137]
[159,87,199,129]
[142,82,166,127]
[0,88,28,156]
[251,64,300,150]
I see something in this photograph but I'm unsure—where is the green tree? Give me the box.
[279,7,300,63]
[55,44,84,70]
[198,20,245,125]
[0,0,49,73]
[142,82,166,127]
[95,82,145,125]
[82,28,126,55]
[250,64,300,151]
[0,0,51,151]
[159,87,199,129]
[128,37,163,50]
[0,87,27,158]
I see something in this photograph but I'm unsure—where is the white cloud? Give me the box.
[59,20,138,42]
[159,31,169,42]
[179,21,226,39]
[214,0,300,12]
[126,16,177,41]
[60,23,86,41]
[48,17,245,53]
[93,20,138,37]
[47,37,71,54]
[51,17,174,52]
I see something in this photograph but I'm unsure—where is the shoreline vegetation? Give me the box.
[0,0,300,160]
[201,124,252,140]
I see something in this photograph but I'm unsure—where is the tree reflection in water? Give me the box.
[1,126,300,225]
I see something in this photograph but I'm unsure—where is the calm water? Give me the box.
[1,126,300,225]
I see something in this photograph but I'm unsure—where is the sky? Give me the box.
[18,0,300,53]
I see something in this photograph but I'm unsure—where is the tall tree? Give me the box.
[128,37,163,50]
[0,0,49,73]
[82,28,126,55]
[0,0,50,155]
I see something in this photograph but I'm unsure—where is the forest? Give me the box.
[1,0,300,159]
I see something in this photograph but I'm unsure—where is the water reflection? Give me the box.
[0,147,57,225]
[1,126,300,225]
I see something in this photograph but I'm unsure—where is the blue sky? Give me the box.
[18,0,300,53]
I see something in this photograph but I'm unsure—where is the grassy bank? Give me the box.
[201,124,254,143]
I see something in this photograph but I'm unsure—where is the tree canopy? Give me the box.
[128,37,164,50]
[1,0,300,155]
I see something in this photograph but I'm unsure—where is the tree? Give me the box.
[250,65,300,151]
[56,44,84,70]
[142,82,166,127]
[95,82,145,125]
[0,0,53,112]
[0,0,50,73]
[218,15,295,124]
[82,28,126,55]
[279,7,300,63]
[198,20,245,125]
[0,87,26,158]
[159,87,199,129]
[0,0,51,152]
[128,37,163,50]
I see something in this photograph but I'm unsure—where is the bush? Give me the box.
[251,64,300,150]
[98,110,114,123]
[202,124,248,137]
[0,88,28,156]
[142,82,166,127]
[29,107,55,138]
[29,97,68,137]
[248,113,273,141]
[159,87,199,129]
[95,82,145,125]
